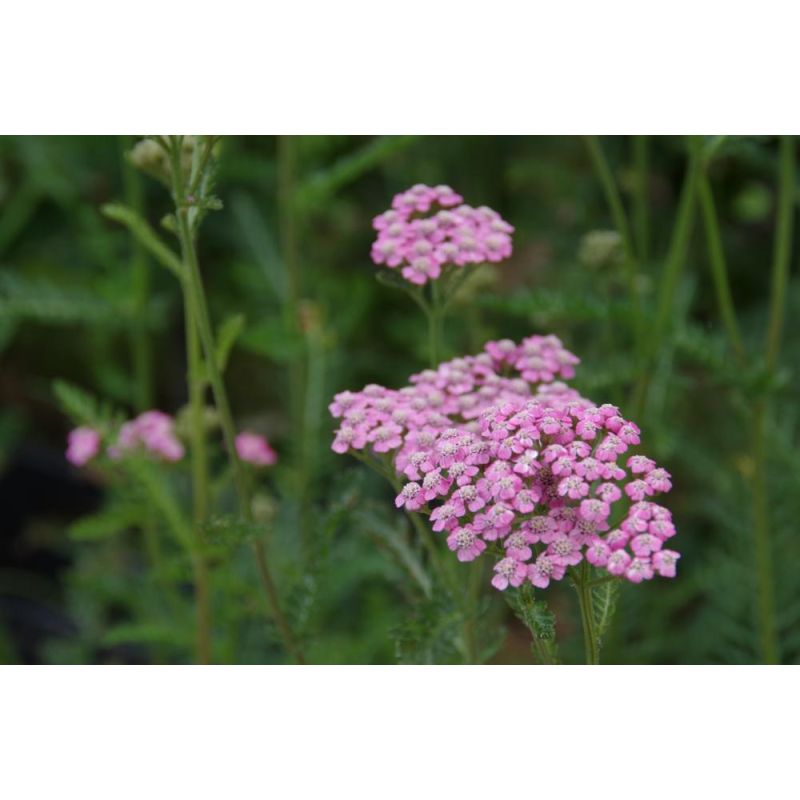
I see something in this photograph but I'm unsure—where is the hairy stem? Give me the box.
[574,562,599,665]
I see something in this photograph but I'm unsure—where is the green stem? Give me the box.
[751,402,778,663]
[696,167,746,365]
[584,135,644,351]
[765,136,795,372]
[181,274,212,664]
[574,562,599,665]
[278,136,312,558]
[633,138,701,416]
[751,135,794,665]
[633,135,650,263]
[428,281,443,368]
[121,136,153,411]
[169,139,305,664]
[463,559,482,664]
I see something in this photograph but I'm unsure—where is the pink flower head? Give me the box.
[112,411,184,462]
[236,432,278,467]
[66,427,101,467]
[329,334,679,593]
[371,185,514,285]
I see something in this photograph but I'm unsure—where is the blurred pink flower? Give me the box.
[66,427,101,466]
[235,432,277,467]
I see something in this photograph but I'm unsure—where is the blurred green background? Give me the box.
[0,135,798,664]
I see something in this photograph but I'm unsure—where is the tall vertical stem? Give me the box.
[584,136,644,356]
[169,139,305,664]
[751,135,795,664]
[278,136,312,555]
[632,138,701,417]
[633,135,650,264]
[765,137,795,372]
[121,136,153,411]
[181,275,212,664]
[696,168,746,364]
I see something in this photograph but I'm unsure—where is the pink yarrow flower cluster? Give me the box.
[66,427,101,467]
[330,335,679,592]
[371,184,514,285]
[67,412,280,470]
[111,411,185,462]
[235,432,278,467]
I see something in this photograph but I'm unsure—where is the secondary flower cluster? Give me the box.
[329,336,679,591]
[66,411,277,469]
[370,184,514,285]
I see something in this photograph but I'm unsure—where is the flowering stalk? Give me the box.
[166,137,305,664]
[371,184,514,369]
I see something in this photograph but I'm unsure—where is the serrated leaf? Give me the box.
[592,579,620,644]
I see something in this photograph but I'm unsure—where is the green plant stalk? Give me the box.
[181,274,213,665]
[751,401,778,663]
[121,136,153,411]
[765,136,795,372]
[584,135,643,346]
[463,559,483,664]
[750,135,795,665]
[428,281,444,368]
[168,140,305,664]
[653,140,701,348]
[696,169,746,365]
[278,136,313,556]
[179,214,305,664]
[633,139,701,416]
[633,135,650,263]
[573,561,599,665]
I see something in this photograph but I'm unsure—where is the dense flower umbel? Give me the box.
[330,335,679,591]
[370,184,514,285]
